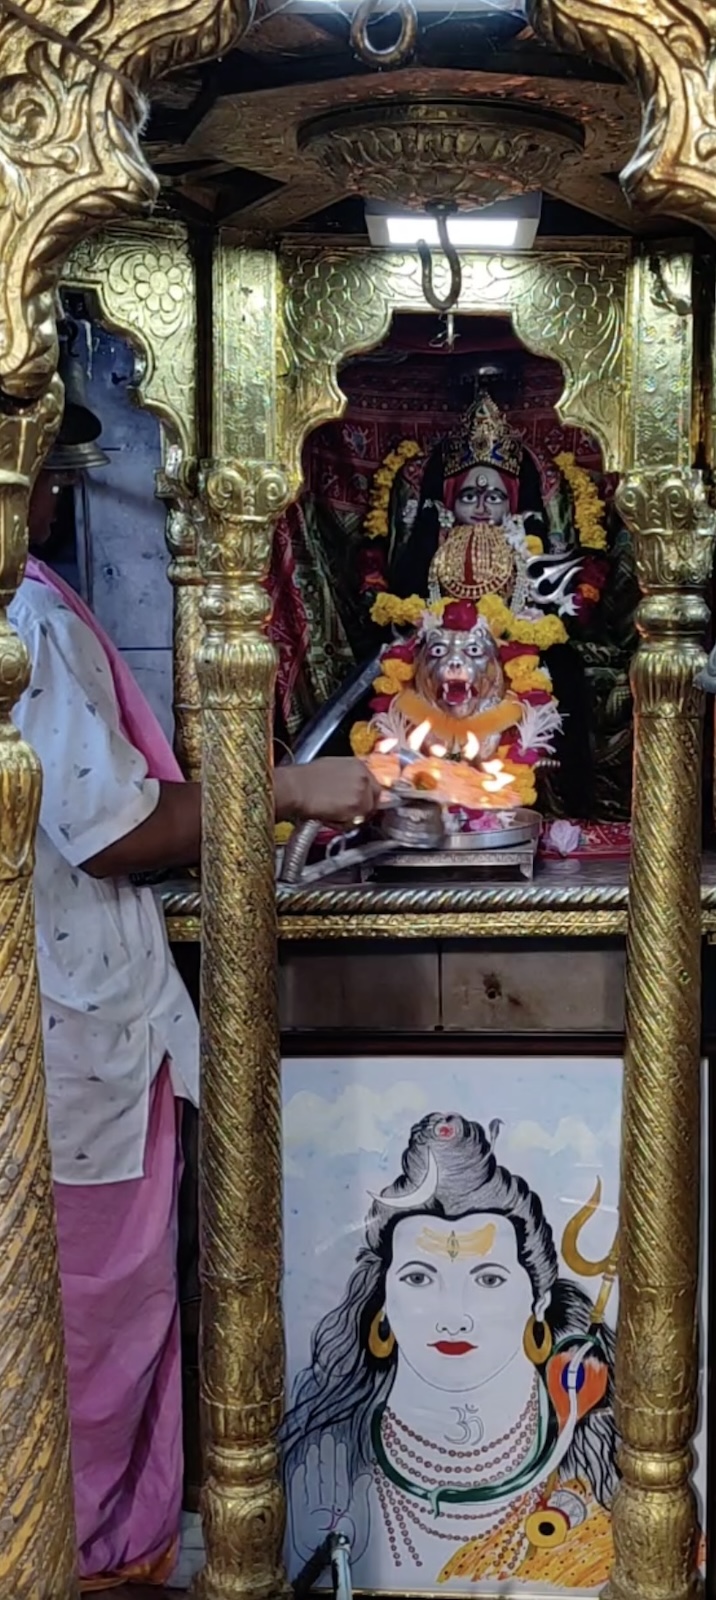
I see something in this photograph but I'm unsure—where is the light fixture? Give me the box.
[285,0,522,11]
[389,215,520,247]
[365,193,543,253]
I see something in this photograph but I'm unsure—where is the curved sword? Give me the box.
[285,653,382,766]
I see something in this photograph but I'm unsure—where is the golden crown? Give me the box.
[442,394,523,482]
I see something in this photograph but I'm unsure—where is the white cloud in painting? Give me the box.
[283,1079,429,1172]
[504,1104,620,1167]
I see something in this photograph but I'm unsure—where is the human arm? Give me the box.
[82,757,384,878]
[11,591,383,880]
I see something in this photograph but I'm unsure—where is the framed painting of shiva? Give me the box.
[280,1056,708,1596]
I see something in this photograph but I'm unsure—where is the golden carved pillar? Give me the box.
[604,252,714,1600]
[613,465,712,1600]
[194,245,295,1598]
[166,496,203,778]
[162,454,204,779]
[0,2,254,1587]
[195,459,290,1600]
[0,383,78,1600]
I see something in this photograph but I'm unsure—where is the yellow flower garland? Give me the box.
[371,590,567,648]
[478,593,568,648]
[504,657,553,694]
[350,722,378,757]
[497,753,537,807]
[554,452,608,550]
[364,439,423,539]
[371,592,446,629]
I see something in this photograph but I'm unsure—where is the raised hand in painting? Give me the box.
[289,1434,372,1566]
[275,758,385,828]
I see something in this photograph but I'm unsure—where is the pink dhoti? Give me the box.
[54,1062,183,1589]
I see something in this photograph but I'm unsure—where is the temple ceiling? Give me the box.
[143,2,678,239]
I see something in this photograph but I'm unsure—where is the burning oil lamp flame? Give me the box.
[429,741,447,758]
[408,719,432,753]
[376,736,398,755]
[463,731,480,762]
[482,758,513,794]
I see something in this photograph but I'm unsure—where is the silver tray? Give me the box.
[440,809,541,851]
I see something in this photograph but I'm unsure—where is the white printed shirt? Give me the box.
[9,576,200,1186]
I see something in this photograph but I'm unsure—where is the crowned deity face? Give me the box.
[452,466,511,528]
[384,1212,534,1393]
[414,621,504,719]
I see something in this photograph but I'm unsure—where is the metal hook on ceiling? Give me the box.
[349,0,418,70]
[417,206,462,314]
[429,313,458,351]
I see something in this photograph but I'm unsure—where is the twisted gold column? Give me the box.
[194,459,291,1600]
[162,460,204,781]
[608,467,715,1600]
[0,390,77,1599]
[166,498,203,779]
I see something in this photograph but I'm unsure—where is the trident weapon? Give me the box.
[561,1178,619,1327]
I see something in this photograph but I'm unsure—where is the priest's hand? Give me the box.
[275,757,384,827]
[81,759,385,880]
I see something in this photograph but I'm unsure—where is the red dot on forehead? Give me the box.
[437,1123,454,1138]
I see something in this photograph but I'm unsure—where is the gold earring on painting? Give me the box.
[369,1308,396,1359]
[523,1314,552,1366]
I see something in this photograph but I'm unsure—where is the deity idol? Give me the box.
[356,395,602,815]
[358,600,562,811]
[281,1113,618,1591]
[389,392,584,617]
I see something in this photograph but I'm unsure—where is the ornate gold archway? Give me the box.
[0,3,714,1600]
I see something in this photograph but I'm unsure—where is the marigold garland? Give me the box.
[372,589,568,648]
[478,593,568,648]
[364,439,423,539]
[554,452,608,551]
[371,592,447,629]
[350,722,378,757]
[496,753,537,806]
[504,657,552,694]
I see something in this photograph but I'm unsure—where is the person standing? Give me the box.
[10,344,380,1589]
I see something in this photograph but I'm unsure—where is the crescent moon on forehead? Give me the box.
[369,1149,439,1211]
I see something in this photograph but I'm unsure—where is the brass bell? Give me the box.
[45,317,109,473]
